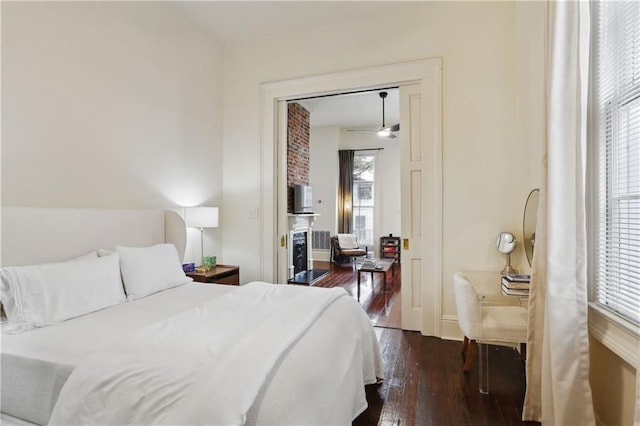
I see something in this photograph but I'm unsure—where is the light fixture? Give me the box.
[185,207,219,267]
[347,91,399,138]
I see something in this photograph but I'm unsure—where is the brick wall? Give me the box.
[287,102,310,212]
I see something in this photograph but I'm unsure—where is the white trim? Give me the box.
[259,59,443,336]
[588,303,639,367]
[441,314,464,341]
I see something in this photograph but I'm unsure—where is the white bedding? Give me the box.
[1,283,232,425]
[1,282,383,425]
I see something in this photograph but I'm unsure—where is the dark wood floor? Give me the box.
[312,260,535,425]
[354,329,536,426]
[313,260,401,329]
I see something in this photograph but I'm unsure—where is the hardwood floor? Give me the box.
[311,260,536,425]
[313,260,401,329]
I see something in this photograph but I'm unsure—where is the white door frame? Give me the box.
[259,59,443,336]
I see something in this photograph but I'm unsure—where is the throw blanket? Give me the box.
[48,282,349,425]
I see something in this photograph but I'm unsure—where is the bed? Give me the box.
[1,207,384,425]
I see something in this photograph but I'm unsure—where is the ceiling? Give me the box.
[170,2,407,130]
[297,89,399,129]
[170,1,419,47]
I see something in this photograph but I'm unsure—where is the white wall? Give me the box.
[377,146,402,242]
[514,1,546,275]
[223,2,543,319]
[308,126,339,261]
[1,2,225,264]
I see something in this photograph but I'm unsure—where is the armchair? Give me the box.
[330,234,368,265]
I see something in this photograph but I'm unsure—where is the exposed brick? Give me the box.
[287,102,310,213]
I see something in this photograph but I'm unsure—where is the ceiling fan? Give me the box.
[347,91,400,139]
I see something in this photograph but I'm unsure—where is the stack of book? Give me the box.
[501,274,531,296]
[360,259,377,269]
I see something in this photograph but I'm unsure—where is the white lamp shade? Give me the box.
[185,207,219,228]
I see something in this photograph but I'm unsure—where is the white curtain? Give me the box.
[523,1,595,424]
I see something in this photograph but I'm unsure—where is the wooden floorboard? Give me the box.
[312,260,401,329]
[310,260,537,425]
[353,329,539,426]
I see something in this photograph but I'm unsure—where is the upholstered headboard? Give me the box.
[0,207,187,267]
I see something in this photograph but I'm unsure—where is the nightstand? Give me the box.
[186,264,240,286]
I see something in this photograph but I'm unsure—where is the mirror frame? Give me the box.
[523,188,540,267]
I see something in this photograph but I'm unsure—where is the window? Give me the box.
[352,153,376,247]
[591,1,640,325]
[354,215,366,230]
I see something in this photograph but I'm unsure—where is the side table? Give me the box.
[186,264,240,285]
[357,258,394,301]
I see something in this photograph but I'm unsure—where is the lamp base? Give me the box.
[500,253,518,275]
[203,255,217,271]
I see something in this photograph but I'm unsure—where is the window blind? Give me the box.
[593,1,640,324]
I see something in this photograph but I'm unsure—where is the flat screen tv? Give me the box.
[294,184,313,214]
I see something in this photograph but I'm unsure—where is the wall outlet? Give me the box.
[248,208,259,219]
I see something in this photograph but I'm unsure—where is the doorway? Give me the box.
[292,89,402,327]
[260,59,443,336]
[296,89,401,258]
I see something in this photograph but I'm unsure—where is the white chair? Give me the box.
[453,272,528,393]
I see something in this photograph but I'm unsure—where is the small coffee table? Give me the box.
[357,258,395,301]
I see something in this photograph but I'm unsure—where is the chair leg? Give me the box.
[461,336,469,355]
[462,339,476,372]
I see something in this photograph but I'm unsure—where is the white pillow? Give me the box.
[0,252,98,323]
[0,253,126,333]
[337,234,359,249]
[117,243,191,301]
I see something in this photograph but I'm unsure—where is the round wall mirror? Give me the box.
[523,189,540,267]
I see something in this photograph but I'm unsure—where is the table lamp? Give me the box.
[185,207,219,269]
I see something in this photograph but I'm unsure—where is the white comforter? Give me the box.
[48,282,381,425]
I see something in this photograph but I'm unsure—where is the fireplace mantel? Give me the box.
[287,213,319,230]
[287,214,320,280]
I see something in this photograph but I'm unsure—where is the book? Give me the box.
[360,259,376,269]
[501,277,530,290]
[503,273,531,283]
[501,284,529,296]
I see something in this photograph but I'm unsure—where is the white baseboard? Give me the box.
[313,250,330,262]
[441,315,463,341]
